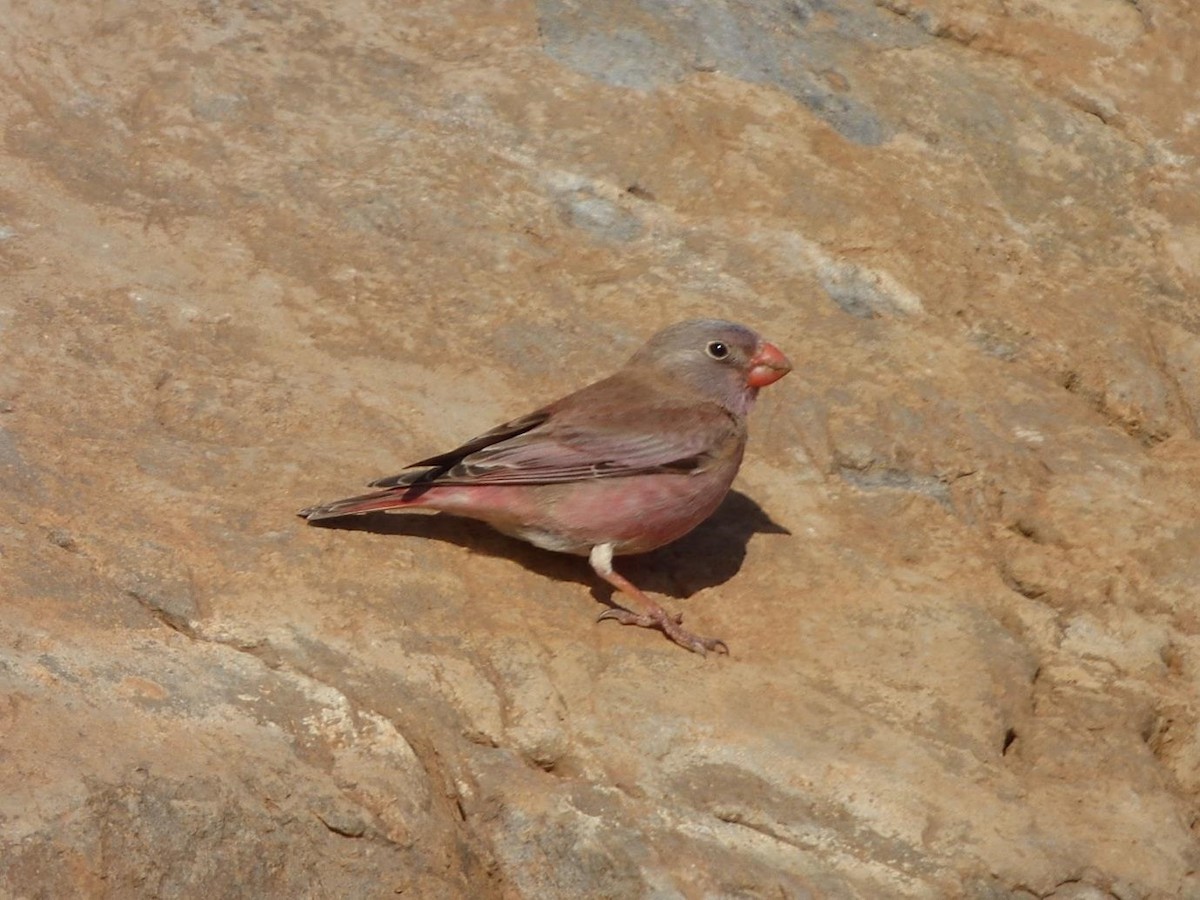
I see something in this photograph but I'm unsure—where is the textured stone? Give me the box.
[2,0,1199,897]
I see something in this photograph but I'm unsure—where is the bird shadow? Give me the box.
[303,489,791,605]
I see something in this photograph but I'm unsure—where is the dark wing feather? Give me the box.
[367,410,551,488]
[367,372,743,489]
[435,421,722,485]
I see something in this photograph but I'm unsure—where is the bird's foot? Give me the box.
[598,606,729,656]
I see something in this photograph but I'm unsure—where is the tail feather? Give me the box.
[298,484,431,521]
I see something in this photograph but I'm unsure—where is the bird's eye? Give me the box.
[706,341,730,360]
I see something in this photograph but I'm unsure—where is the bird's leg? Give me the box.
[589,544,729,656]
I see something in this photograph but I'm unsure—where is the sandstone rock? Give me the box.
[2,1,1198,896]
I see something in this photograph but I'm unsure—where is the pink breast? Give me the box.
[410,453,743,557]
[540,466,740,555]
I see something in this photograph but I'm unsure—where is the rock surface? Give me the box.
[2,0,1199,896]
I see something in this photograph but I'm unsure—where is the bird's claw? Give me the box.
[597,607,683,625]
[685,633,727,652]
[597,606,728,656]
[597,607,656,628]
[664,626,730,657]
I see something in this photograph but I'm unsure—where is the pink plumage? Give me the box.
[300,319,791,654]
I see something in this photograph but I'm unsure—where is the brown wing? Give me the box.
[367,373,742,488]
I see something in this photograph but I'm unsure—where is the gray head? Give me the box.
[628,319,792,415]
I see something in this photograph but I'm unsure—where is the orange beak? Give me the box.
[747,341,792,388]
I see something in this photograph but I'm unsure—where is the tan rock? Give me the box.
[1,1,1198,896]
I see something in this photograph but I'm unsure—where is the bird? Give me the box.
[299,318,792,654]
